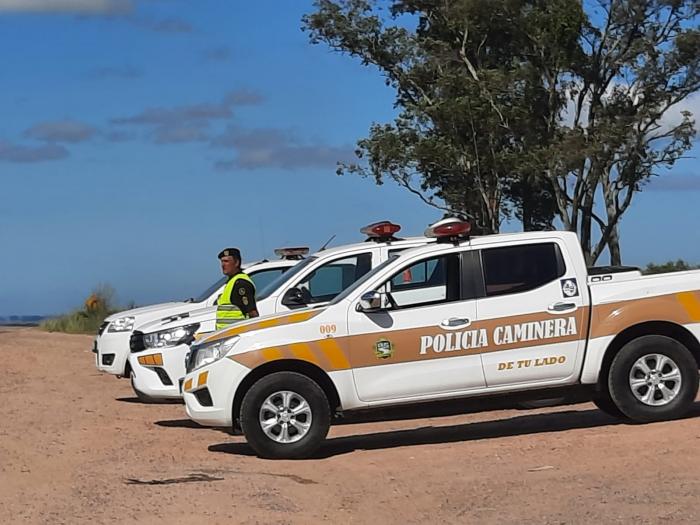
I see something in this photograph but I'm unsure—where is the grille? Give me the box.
[130,331,145,353]
[98,321,109,336]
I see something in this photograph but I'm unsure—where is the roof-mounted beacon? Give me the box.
[360,221,402,242]
[424,217,471,243]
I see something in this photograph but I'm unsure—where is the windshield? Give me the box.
[191,276,227,303]
[328,254,399,306]
[256,256,318,301]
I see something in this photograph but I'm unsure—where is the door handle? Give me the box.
[440,317,471,330]
[547,302,577,313]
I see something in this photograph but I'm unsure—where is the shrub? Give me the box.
[41,284,121,334]
[643,260,700,275]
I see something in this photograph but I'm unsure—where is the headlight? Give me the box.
[108,316,135,333]
[190,336,240,371]
[143,323,200,349]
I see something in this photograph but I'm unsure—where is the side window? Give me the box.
[385,254,460,309]
[481,243,565,297]
[298,253,373,303]
[249,268,288,293]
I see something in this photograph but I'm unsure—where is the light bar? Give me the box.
[274,247,309,260]
[425,218,471,240]
[360,221,401,238]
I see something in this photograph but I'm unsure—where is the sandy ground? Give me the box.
[0,327,698,524]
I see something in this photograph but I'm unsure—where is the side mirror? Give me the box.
[281,287,306,307]
[357,290,384,312]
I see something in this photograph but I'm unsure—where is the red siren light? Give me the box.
[274,247,310,260]
[360,221,402,239]
[425,218,471,241]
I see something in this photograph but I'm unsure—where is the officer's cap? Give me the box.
[218,247,241,260]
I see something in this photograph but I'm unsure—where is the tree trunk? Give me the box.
[607,226,622,265]
[579,193,594,266]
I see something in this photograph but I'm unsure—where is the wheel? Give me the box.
[591,390,626,419]
[240,372,330,459]
[608,335,699,422]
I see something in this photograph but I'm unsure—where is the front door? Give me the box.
[348,251,485,402]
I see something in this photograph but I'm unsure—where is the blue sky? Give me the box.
[0,0,699,316]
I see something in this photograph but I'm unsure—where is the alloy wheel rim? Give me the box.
[629,353,682,407]
[259,390,312,443]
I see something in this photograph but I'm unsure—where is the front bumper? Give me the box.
[94,330,132,376]
[128,344,190,400]
[183,357,250,428]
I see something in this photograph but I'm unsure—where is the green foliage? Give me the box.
[305,0,579,233]
[304,0,700,261]
[40,284,119,334]
[643,260,700,274]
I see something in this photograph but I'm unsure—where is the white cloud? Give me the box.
[658,93,700,134]
[0,0,132,14]
[559,81,700,140]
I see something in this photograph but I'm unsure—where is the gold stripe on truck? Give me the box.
[231,309,586,372]
[227,289,700,374]
[590,290,700,339]
[206,310,323,343]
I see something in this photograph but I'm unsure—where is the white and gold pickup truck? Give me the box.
[181,219,700,458]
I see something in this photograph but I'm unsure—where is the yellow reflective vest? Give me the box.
[216,272,255,330]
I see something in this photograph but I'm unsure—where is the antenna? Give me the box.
[318,234,336,252]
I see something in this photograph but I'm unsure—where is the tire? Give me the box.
[591,390,627,419]
[608,335,699,423]
[240,372,330,459]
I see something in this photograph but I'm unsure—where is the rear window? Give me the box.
[481,243,565,297]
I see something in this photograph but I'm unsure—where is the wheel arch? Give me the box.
[232,359,341,432]
[598,321,700,388]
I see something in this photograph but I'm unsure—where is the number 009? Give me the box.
[319,324,337,334]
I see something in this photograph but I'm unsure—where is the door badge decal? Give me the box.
[560,278,579,298]
[374,338,394,360]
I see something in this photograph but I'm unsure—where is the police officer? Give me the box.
[216,248,258,330]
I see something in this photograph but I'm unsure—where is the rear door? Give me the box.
[476,240,588,387]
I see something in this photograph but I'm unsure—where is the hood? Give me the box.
[198,307,326,345]
[134,305,215,334]
[134,295,279,336]
[105,301,188,322]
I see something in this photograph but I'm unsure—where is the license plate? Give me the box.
[92,340,98,354]
[178,378,184,394]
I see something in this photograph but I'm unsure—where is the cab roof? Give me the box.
[388,230,578,260]
[309,235,435,259]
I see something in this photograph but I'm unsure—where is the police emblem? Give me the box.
[560,278,579,297]
[239,288,246,295]
[374,338,394,359]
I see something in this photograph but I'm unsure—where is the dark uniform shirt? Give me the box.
[225,272,257,316]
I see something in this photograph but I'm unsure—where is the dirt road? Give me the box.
[1,327,698,524]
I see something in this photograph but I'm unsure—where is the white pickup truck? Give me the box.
[128,221,435,401]
[181,219,700,459]
[93,257,299,378]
